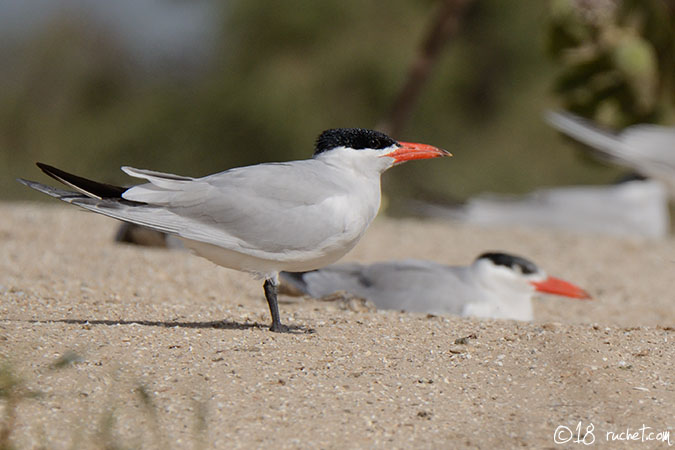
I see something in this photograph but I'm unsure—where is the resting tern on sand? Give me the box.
[409,176,670,239]
[280,252,590,321]
[19,128,451,331]
[546,110,675,197]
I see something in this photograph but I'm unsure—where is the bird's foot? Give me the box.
[269,322,290,333]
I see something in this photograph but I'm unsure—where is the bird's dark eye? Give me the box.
[314,128,397,155]
[477,252,538,275]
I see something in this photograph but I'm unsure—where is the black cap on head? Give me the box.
[477,252,539,275]
[314,128,398,155]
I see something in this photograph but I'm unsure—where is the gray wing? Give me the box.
[546,111,675,190]
[546,110,623,162]
[286,260,479,315]
[282,262,374,298]
[121,162,353,254]
[23,161,355,259]
[620,125,675,173]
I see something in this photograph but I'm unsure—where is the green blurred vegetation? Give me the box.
[5,0,672,209]
[0,354,207,449]
[547,0,675,126]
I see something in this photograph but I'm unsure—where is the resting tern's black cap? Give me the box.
[477,252,539,275]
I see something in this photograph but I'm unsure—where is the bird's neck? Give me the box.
[316,148,393,176]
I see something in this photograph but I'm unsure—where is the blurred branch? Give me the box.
[377,0,473,137]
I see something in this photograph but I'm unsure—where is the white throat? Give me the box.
[315,146,396,176]
[467,260,539,321]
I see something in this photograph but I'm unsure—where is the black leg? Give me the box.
[263,278,286,332]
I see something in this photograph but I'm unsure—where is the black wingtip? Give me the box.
[35,162,68,182]
[36,161,54,172]
[34,162,127,199]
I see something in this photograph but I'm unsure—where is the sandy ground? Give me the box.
[1,203,674,449]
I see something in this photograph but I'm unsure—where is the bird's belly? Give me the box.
[462,300,533,321]
[180,234,363,277]
[179,192,378,276]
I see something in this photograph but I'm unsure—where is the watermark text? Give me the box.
[554,422,672,446]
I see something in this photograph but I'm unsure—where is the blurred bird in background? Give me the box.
[546,111,675,198]
[408,107,675,240]
[409,175,670,239]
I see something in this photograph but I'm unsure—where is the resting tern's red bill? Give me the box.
[546,110,675,197]
[280,252,590,321]
[19,128,451,332]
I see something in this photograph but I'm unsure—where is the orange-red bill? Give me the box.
[530,276,591,299]
[385,142,452,164]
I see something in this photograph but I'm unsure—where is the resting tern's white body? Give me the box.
[281,253,590,321]
[19,128,450,331]
[546,110,675,197]
[410,177,670,239]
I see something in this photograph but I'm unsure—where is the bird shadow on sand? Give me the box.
[21,318,314,334]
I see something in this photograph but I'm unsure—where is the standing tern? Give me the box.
[19,128,451,331]
[546,110,675,197]
[280,252,590,321]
